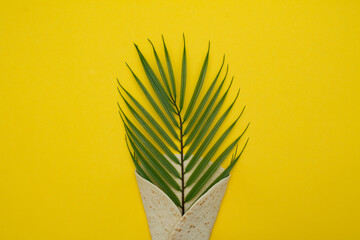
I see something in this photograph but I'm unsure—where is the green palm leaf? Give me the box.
[148,39,173,99]
[179,34,187,111]
[162,36,177,100]
[183,43,210,122]
[118,36,249,214]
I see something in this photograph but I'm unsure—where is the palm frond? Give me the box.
[118,36,249,215]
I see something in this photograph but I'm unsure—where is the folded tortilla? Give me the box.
[135,155,229,240]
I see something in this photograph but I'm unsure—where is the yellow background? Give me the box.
[1,1,360,239]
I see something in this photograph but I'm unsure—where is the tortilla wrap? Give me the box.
[135,155,229,240]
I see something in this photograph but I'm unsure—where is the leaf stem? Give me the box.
[173,99,185,215]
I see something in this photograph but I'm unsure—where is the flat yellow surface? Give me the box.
[1,1,360,239]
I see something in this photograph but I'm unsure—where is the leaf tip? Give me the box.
[147,38,154,47]
[206,41,211,54]
[235,88,240,98]
[225,77,234,92]
[225,64,229,74]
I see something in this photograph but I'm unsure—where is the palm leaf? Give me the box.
[118,36,249,214]
[148,39,173,99]
[183,42,210,122]
[162,35,177,101]
[179,34,187,111]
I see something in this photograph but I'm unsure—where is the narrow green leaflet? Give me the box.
[179,34,187,111]
[117,81,179,146]
[125,64,179,139]
[162,36,177,100]
[127,135,181,207]
[184,137,241,202]
[183,43,210,122]
[148,39,173,99]
[183,59,226,136]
